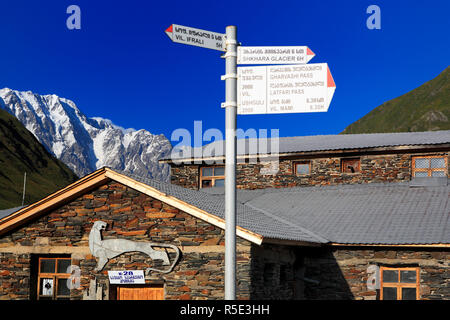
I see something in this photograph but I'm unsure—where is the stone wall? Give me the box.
[1,179,448,300]
[248,244,299,300]
[170,165,200,189]
[0,181,258,300]
[301,247,450,300]
[0,253,30,300]
[170,150,450,190]
[0,180,303,300]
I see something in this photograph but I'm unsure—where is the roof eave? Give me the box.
[262,238,325,247]
[0,167,266,245]
[0,168,110,236]
[104,168,264,245]
[328,242,450,248]
[159,143,450,164]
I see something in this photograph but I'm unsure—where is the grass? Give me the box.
[342,67,449,134]
[0,108,78,209]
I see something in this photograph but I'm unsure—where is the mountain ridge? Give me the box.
[341,67,449,134]
[0,88,172,181]
[0,108,78,209]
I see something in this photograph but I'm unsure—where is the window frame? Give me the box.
[341,158,361,174]
[293,161,311,176]
[199,165,225,188]
[380,266,420,300]
[37,257,72,300]
[412,156,448,178]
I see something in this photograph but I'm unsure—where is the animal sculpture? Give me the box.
[88,221,180,274]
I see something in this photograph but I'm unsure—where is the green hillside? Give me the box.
[0,108,78,209]
[342,67,449,134]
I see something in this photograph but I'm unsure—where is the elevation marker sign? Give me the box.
[237,63,336,115]
[165,24,226,51]
[237,46,315,65]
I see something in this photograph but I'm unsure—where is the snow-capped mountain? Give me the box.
[0,88,172,181]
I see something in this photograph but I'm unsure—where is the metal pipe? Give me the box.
[21,172,26,206]
[224,25,237,300]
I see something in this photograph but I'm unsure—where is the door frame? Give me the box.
[110,283,165,300]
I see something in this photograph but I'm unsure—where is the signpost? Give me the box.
[237,63,336,115]
[166,24,238,300]
[165,24,226,51]
[165,23,336,301]
[237,46,315,65]
[223,26,237,301]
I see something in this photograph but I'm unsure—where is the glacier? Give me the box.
[0,88,172,181]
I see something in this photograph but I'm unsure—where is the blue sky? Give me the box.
[0,0,448,146]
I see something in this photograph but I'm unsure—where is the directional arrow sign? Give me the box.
[165,24,226,51]
[237,63,336,115]
[237,46,315,65]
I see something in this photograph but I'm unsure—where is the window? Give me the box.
[341,158,360,173]
[37,257,72,300]
[380,267,420,300]
[412,156,447,178]
[200,166,225,188]
[293,161,311,175]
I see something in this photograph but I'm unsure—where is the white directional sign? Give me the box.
[108,270,145,284]
[165,24,226,51]
[237,63,336,115]
[237,46,315,65]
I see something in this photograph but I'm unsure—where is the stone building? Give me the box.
[0,130,449,300]
[0,168,317,300]
[161,130,450,300]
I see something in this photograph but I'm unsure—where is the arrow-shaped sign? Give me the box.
[165,24,226,51]
[237,46,315,65]
[237,63,336,115]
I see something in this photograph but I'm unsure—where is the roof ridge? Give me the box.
[243,202,329,243]
[206,129,450,142]
[160,130,450,162]
[114,170,328,244]
[236,180,412,194]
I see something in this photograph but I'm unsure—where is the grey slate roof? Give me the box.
[121,171,327,244]
[233,180,450,245]
[122,170,450,245]
[0,206,25,220]
[164,130,450,160]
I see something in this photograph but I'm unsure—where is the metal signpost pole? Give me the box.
[224,25,237,300]
[165,22,334,300]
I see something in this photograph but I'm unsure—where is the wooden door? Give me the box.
[117,285,164,300]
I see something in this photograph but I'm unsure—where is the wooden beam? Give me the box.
[0,167,264,245]
[159,145,450,164]
[104,169,264,245]
[262,238,323,247]
[0,168,109,236]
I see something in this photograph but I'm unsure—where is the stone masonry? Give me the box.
[0,181,297,300]
[0,177,448,300]
[301,247,450,300]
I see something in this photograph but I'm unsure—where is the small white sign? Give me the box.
[41,278,53,296]
[237,46,315,65]
[237,63,336,115]
[108,270,145,284]
[165,24,225,51]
